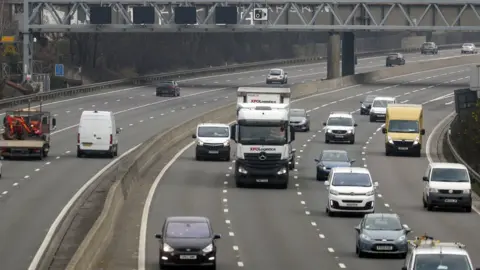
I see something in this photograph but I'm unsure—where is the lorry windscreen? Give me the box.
[387,120,419,133]
[238,124,287,145]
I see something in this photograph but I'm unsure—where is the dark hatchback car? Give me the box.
[355,213,411,258]
[420,42,438,54]
[156,80,181,97]
[360,95,377,115]
[386,53,405,67]
[155,216,221,269]
[315,150,355,180]
[290,108,310,132]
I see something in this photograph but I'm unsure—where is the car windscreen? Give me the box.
[198,126,229,138]
[327,117,353,126]
[322,151,348,162]
[290,110,306,117]
[463,43,474,47]
[414,254,472,270]
[332,173,372,187]
[364,216,402,230]
[269,70,282,75]
[165,222,211,238]
[431,168,469,182]
[372,100,393,108]
[387,120,419,133]
[387,54,398,59]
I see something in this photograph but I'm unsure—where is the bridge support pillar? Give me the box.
[342,32,355,77]
[327,32,341,80]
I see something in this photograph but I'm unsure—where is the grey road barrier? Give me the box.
[57,54,480,270]
[0,43,473,111]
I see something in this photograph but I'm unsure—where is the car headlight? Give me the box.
[397,235,406,242]
[463,189,471,194]
[387,136,393,144]
[361,104,366,108]
[197,140,204,146]
[223,141,229,146]
[428,188,438,193]
[413,136,420,145]
[299,119,306,124]
[202,243,213,253]
[366,190,374,196]
[346,130,353,134]
[163,243,174,252]
[321,166,327,170]
[360,233,371,241]
[327,129,332,133]
[329,189,339,195]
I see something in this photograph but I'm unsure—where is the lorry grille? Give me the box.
[393,141,414,147]
[244,153,281,161]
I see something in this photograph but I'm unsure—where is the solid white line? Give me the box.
[27,143,142,270]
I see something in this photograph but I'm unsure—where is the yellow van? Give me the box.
[381,104,425,157]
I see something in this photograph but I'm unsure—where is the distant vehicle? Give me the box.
[324,167,378,216]
[355,213,411,258]
[156,81,181,97]
[461,43,478,54]
[266,68,288,84]
[323,111,357,144]
[289,108,310,132]
[420,42,438,54]
[314,150,355,180]
[386,53,405,67]
[422,162,472,212]
[360,95,377,115]
[369,96,396,122]
[77,110,121,158]
[155,216,221,269]
[192,123,231,161]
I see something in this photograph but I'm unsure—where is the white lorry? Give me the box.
[231,87,296,189]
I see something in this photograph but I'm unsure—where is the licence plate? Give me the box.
[82,143,93,147]
[377,114,385,117]
[179,255,197,260]
[376,246,393,251]
[445,199,457,203]
[208,150,219,154]
[256,179,268,183]
[335,135,344,138]
[398,147,408,150]
[346,203,358,206]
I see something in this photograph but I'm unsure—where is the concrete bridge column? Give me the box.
[342,32,355,77]
[327,32,341,79]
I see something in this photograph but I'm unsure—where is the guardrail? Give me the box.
[0,43,470,110]
[446,115,480,183]
[61,53,480,270]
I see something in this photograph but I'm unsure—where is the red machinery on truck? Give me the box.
[0,102,57,159]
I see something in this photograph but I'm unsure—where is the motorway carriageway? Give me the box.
[141,64,480,270]
[0,49,461,270]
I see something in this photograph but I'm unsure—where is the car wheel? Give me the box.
[385,150,391,156]
[422,197,427,208]
[327,208,334,217]
[465,205,472,212]
[356,246,365,258]
[369,116,375,122]
[305,126,310,132]
[427,204,434,211]
[325,138,329,144]
[399,252,407,259]
[350,139,355,144]
[195,155,201,161]
[316,172,321,181]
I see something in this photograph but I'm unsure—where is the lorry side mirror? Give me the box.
[230,124,237,142]
[382,127,387,134]
[289,125,295,142]
[52,118,57,128]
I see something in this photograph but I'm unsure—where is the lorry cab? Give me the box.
[382,104,424,157]
[77,110,120,158]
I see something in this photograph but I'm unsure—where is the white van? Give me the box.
[369,96,396,122]
[77,110,120,158]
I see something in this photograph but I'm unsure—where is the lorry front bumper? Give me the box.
[196,145,230,159]
[427,193,472,208]
[235,160,289,184]
[385,142,421,155]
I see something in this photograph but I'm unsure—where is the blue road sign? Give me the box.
[55,64,64,77]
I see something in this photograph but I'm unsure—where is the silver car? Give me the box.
[266,68,288,84]
[289,108,310,132]
[355,213,411,258]
[461,43,478,54]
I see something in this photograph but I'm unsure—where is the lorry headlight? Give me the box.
[413,137,420,145]
[238,166,247,174]
[163,243,174,252]
[428,188,438,193]
[387,136,394,144]
[346,130,353,134]
[366,190,374,196]
[327,129,332,133]
[329,189,339,195]
[223,141,229,146]
[277,167,287,175]
[463,189,471,194]
[197,141,204,146]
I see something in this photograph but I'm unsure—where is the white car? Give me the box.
[461,43,478,54]
[266,69,288,84]
[323,111,357,144]
[422,162,472,212]
[369,96,396,122]
[192,123,231,161]
[324,167,378,216]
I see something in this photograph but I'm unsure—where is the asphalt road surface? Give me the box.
[143,63,479,270]
[0,49,462,270]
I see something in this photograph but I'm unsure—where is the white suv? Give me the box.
[323,111,357,144]
[422,162,472,212]
[324,167,378,216]
[369,96,396,122]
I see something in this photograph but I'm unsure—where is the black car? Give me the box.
[155,216,221,269]
[156,81,181,97]
[420,42,438,54]
[360,95,377,115]
[386,53,405,67]
[314,150,355,180]
[290,108,310,132]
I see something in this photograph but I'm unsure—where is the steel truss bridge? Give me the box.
[8,0,480,32]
